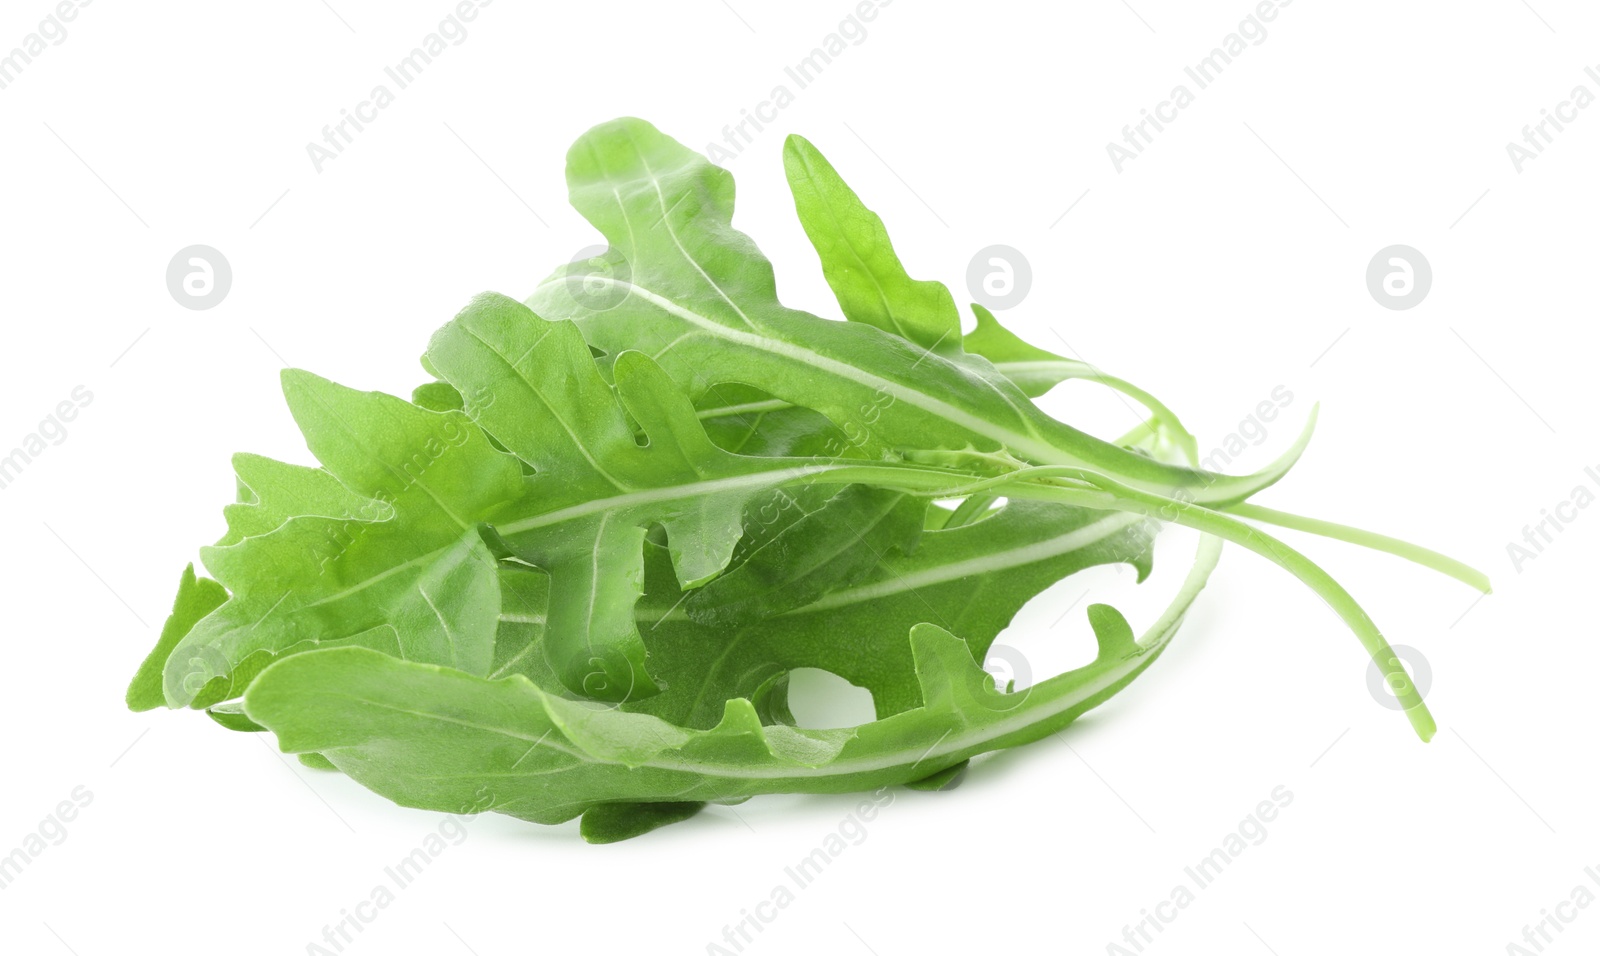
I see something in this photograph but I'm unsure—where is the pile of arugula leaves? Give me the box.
[125,119,1488,843]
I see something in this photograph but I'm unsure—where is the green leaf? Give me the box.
[486,565,553,683]
[411,380,465,412]
[160,373,525,708]
[130,115,1491,840]
[904,760,968,792]
[685,484,925,628]
[126,565,228,712]
[424,292,945,701]
[148,292,1003,710]
[1086,602,1137,656]
[694,383,848,459]
[217,454,381,547]
[580,801,706,843]
[782,133,961,355]
[532,117,1300,506]
[244,612,1179,830]
[629,498,1153,728]
[206,702,266,733]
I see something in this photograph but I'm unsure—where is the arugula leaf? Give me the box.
[126,565,227,711]
[530,118,1304,507]
[580,801,708,844]
[128,115,1491,843]
[694,382,848,459]
[157,290,1020,708]
[631,498,1154,729]
[782,134,961,355]
[683,484,926,628]
[778,134,1208,468]
[424,292,960,700]
[160,374,522,708]
[241,607,1176,833]
[484,565,553,683]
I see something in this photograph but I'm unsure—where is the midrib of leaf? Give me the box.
[297,469,834,621]
[694,398,791,420]
[648,330,697,362]
[690,362,1135,418]
[320,638,1153,784]
[993,360,1085,377]
[302,542,460,610]
[417,585,460,670]
[576,140,1066,461]
[500,510,1144,627]
[298,460,978,644]
[797,511,1146,612]
[558,128,1319,505]
[546,273,1064,461]
[582,510,613,645]
[802,166,904,339]
[632,141,761,333]
[489,643,541,680]
[495,464,838,535]
[673,510,1144,720]
[731,488,892,584]
[720,409,773,455]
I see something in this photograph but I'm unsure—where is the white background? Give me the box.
[1,1,1595,953]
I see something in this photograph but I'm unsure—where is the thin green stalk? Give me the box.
[942,493,998,529]
[1114,416,1166,453]
[1226,502,1491,594]
[693,398,791,420]
[1017,360,1200,464]
[1000,475,1437,741]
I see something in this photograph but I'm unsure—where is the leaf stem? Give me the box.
[1001,476,1438,741]
[942,493,998,529]
[1023,360,1200,464]
[1224,502,1491,594]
